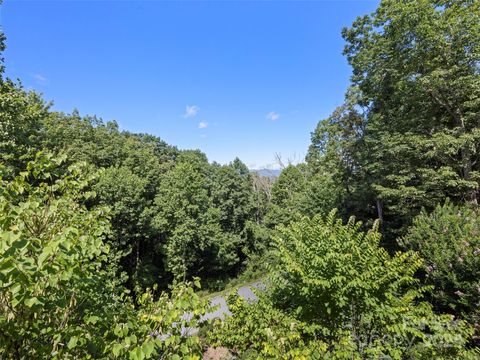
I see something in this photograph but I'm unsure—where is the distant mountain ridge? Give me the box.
[250,168,282,178]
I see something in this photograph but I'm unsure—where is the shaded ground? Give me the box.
[202,346,232,360]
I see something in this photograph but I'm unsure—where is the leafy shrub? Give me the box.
[207,294,326,359]
[400,201,480,324]
[207,296,478,359]
[263,211,478,358]
[269,211,423,333]
[0,153,209,359]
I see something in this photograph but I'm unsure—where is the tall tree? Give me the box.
[307,102,371,221]
[0,81,50,176]
[153,161,225,281]
[334,0,480,236]
[265,164,307,227]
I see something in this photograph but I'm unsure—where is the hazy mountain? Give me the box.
[250,168,282,178]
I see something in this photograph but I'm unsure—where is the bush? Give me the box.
[400,201,480,324]
[207,294,326,359]
[263,211,478,358]
[269,211,423,333]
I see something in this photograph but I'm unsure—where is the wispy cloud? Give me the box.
[32,74,47,85]
[184,105,199,118]
[266,111,280,121]
[200,134,207,138]
[198,121,208,129]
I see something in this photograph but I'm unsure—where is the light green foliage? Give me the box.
[270,211,423,332]
[401,201,480,323]
[208,295,326,359]
[0,153,209,359]
[104,282,208,360]
[0,152,109,357]
[153,160,224,280]
[0,80,51,176]
[266,165,307,227]
[265,211,477,358]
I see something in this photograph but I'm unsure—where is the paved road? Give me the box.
[181,281,264,336]
[202,281,263,321]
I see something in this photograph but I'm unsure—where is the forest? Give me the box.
[0,0,479,359]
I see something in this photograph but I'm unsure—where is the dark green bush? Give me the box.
[401,201,480,324]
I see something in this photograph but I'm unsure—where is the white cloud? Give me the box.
[200,134,207,138]
[32,74,47,84]
[184,105,199,118]
[198,121,208,129]
[266,111,280,121]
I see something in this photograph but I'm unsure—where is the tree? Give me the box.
[210,161,258,270]
[269,212,422,331]
[208,211,478,359]
[94,166,157,287]
[211,162,254,234]
[265,165,307,227]
[251,172,273,223]
[340,0,480,235]
[41,111,179,285]
[307,103,373,224]
[0,80,51,176]
[153,161,224,281]
[0,21,6,76]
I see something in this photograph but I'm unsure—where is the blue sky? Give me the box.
[2,0,378,169]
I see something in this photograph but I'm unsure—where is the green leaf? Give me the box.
[24,297,38,308]
[112,343,123,357]
[67,336,78,349]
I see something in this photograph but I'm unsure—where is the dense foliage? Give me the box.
[206,0,480,357]
[210,213,478,359]
[401,202,480,324]
[306,0,480,239]
[0,79,270,289]
[1,0,479,357]
[208,295,324,359]
[0,154,209,359]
